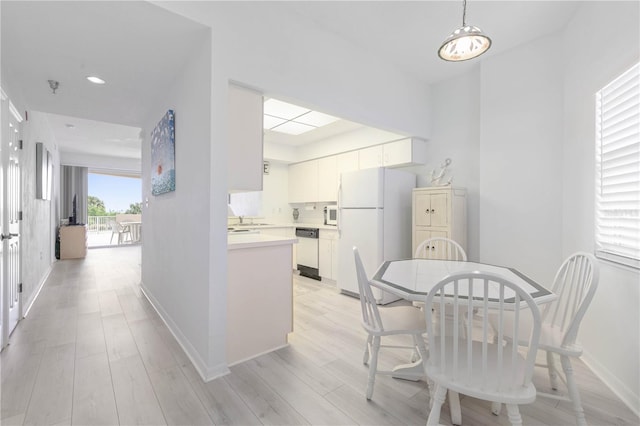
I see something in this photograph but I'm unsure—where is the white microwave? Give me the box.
[324,205,338,226]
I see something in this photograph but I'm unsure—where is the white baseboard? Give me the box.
[227,343,290,367]
[582,350,639,417]
[23,265,52,318]
[140,282,230,382]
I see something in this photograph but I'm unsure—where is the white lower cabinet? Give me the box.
[319,229,339,280]
[261,226,297,267]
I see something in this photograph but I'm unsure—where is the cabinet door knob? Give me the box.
[425,209,430,214]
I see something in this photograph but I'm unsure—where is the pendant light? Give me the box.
[438,0,491,62]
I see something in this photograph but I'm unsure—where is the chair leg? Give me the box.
[491,401,502,415]
[365,336,380,400]
[363,335,372,365]
[547,351,559,391]
[505,404,523,426]
[448,391,462,425]
[561,355,587,426]
[110,233,115,244]
[426,385,447,426]
[411,334,425,363]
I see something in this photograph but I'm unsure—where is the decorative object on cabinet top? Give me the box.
[430,158,453,186]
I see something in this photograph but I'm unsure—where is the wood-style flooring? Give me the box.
[1,245,637,425]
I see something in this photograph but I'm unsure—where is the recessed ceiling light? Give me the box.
[295,111,340,127]
[263,114,288,129]
[264,99,309,120]
[86,76,106,84]
[270,121,316,135]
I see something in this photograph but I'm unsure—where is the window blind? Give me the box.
[595,62,640,269]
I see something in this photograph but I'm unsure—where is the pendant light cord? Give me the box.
[462,0,467,26]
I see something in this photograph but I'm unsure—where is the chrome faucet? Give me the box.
[238,215,244,224]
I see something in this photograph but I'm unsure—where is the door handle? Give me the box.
[1,234,13,240]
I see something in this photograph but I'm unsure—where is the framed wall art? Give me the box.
[151,109,176,195]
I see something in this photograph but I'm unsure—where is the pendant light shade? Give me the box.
[438,0,491,62]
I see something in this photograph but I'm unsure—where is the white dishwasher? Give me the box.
[295,227,320,280]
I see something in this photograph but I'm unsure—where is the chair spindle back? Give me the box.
[353,247,384,334]
[424,272,541,393]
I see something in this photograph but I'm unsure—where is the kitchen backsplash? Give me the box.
[288,202,335,225]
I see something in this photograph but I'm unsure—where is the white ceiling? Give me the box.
[1,1,581,160]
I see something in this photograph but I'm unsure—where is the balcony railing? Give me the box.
[87,215,116,232]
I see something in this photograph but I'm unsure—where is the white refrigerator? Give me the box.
[337,167,416,304]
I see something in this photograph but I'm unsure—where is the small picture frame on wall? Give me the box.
[35,142,51,200]
[151,110,176,195]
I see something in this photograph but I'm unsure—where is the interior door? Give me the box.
[1,94,22,346]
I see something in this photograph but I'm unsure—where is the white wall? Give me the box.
[21,111,59,313]
[261,162,291,224]
[140,32,219,378]
[561,1,640,413]
[479,34,565,286]
[60,151,141,175]
[402,69,481,260]
[156,2,431,139]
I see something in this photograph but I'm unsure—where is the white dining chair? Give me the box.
[353,247,429,400]
[423,271,541,426]
[489,252,599,426]
[413,236,469,423]
[414,237,467,261]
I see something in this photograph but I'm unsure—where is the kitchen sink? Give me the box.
[228,228,261,234]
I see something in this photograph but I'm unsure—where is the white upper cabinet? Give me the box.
[228,84,264,192]
[318,156,338,202]
[359,138,427,170]
[383,138,427,167]
[336,150,359,175]
[288,138,426,203]
[358,145,383,169]
[289,160,318,203]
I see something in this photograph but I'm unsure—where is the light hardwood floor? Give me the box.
[1,245,637,425]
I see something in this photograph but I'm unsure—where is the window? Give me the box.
[595,62,640,269]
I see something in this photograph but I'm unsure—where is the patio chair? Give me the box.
[109,220,131,245]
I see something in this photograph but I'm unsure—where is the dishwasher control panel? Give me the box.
[295,227,319,238]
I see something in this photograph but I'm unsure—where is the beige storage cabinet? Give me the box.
[59,225,88,259]
[412,187,467,256]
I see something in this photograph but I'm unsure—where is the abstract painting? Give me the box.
[151,110,175,195]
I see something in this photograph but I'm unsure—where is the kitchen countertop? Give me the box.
[228,222,338,231]
[227,233,298,250]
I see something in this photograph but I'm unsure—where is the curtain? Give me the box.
[60,165,88,225]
